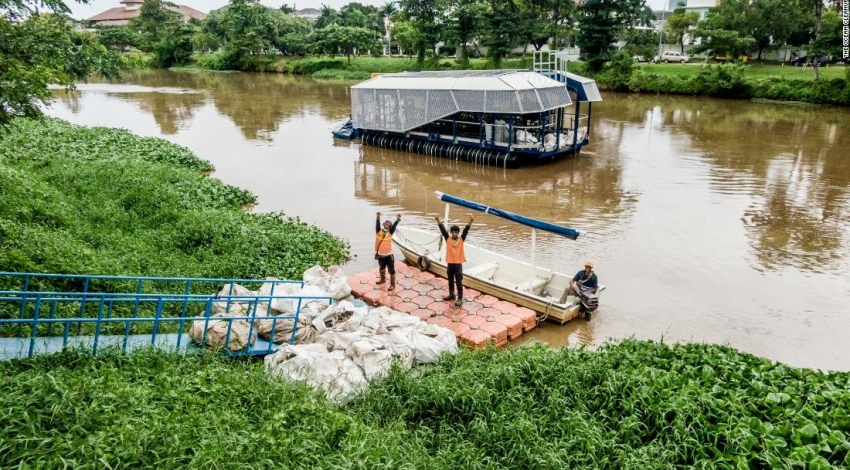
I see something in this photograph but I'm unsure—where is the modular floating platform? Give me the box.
[348,262,538,347]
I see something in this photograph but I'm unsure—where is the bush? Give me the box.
[283,58,347,74]
[311,69,372,80]
[598,52,634,91]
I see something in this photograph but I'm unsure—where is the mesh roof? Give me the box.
[351,70,574,133]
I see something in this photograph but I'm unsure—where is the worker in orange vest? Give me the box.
[375,212,401,290]
[435,214,474,307]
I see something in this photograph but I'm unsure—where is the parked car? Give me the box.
[632,55,648,63]
[789,54,829,67]
[658,51,691,63]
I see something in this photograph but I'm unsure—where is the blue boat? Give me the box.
[332,53,602,169]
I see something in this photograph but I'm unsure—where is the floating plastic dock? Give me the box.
[348,262,537,347]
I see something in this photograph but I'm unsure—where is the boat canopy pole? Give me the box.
[434,191,580,240]
[530,228,537,292]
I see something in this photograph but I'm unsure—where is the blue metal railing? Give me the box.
[0,272,334,360]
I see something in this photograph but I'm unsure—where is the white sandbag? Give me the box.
[361,350,394,381]
[303,265,352,300]
[312,301,361,334]
[257,278,301,314]
[265,344,368,400]
[211,283,255,314]
[188,313,257,351]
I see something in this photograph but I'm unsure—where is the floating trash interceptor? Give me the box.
[332,63,602,168]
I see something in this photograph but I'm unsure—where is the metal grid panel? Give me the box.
[398,89,428,131]
[453,90,486,111]
[537,87,571,110]
[351,88,379,130]
[517,89,543,113]
[426,90,458,121]
[485,90,520,113]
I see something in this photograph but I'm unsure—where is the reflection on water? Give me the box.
[46,71,850,371]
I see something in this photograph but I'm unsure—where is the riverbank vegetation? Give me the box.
[0,118,351,284]
[1,340,848,468]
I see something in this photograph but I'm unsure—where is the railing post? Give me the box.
[77,277,90,335]
[93,294,106,355]
[16,274,30,337]
[290,297,304,345]
[28,293,42,358]
[151,298,164,346]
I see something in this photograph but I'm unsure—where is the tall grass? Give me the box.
[0,118,351,284]
[1,340,848,468]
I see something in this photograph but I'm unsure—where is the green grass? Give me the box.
[1,340,848,468]
[639,62,848,81]
[0,118,351,335]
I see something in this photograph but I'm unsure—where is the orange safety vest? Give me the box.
[375,231,393,255]
[445,237,466,263]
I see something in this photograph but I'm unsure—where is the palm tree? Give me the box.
[316,4,339,29]
[380,1,398,55]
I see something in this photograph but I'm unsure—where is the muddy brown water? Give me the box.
[47,70,850,371]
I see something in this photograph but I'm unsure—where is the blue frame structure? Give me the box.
[0,272,334,360]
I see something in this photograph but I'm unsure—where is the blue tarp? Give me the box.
[438,192,580,240]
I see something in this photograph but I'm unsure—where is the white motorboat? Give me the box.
[392,192,605,324]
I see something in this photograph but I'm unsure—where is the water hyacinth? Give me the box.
[1,340,848,468]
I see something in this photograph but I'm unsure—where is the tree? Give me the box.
[379,1,397,54]
[312,24,380,63]
[691,28,755,59]
[749,0,797,59]
[576,0,644,72]
[516,0,556,53]
[482,0,521,67]
[315,5,340,29]
[1,2,120,130]
[270,11,313,56]
[443,0,486,65]
[131,0,195,67]
[399,0,446,64]
[620,28,657,60]
[664,7,699,53]
[95,25,140,52]
[202,0,279,69]
[391,20,422,58]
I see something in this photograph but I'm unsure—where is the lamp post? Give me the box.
[657,0,670,61]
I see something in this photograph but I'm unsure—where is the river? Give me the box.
[47,70,850,371]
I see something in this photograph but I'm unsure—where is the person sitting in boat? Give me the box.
[435,214,474,307]
[560,260,598,303]
[375,212,401,290]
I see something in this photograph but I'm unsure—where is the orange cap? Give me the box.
[585,261,594,268]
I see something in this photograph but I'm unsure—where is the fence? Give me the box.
[0,272,334,360]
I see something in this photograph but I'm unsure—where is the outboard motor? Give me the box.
[578,290,599,320]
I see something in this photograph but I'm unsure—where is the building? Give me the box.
[293,8,321,21]
[87,0,207,27]
[683,0,718,20]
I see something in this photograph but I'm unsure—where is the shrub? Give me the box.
[312,69,371,80]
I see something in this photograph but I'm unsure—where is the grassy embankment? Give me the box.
[0,118,350,334]
[1,340,848,468]
[183,53,850,105]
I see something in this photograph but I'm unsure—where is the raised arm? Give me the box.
[435,216,449,239]
[389,214,401,234]
[461,215,474,241]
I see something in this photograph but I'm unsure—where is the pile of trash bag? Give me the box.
[265,304,457,400]
[187,265,458,399]
[188,264,349,350]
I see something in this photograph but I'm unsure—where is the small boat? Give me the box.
[392,192,605,324]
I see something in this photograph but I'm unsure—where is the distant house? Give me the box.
[293,8,321,21]
[87,0,207,27]
[683,0,718,20]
